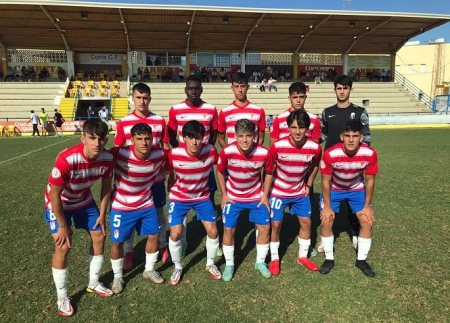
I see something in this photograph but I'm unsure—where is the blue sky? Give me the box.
[72,0,450,42]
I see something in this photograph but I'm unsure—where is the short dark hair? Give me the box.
[235,119,255,134]
[30,110,34,113]
[231,72,248,85]
[186,74,202,85]
[132,83,151,95]
[182,120,205,139]
[289,82,307,95]
[342,120,363,133]
[287,110,311,129]
[131,123,152,137]
[83,119,108,138]
[334,75,353,89]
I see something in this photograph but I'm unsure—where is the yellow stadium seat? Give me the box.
[97,73,105,81]
[76,70,84,80]
[98,88,108,97]
[6,125,16,137]
[100,80,108,88]
[84,88,93,96]
[0,125,5,137]
[115,70,122,79]
[70,88,78,97]
[111,88,119,97]
[112,80,120,89]
[87,80,96,88]
[74,80,82,88]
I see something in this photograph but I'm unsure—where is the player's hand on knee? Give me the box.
[55,226,72,249]
[320,208,335,226]
[93,216,106,236]
[357,207,375,226]
[257,196,270,212]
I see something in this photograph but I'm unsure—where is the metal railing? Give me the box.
[394,71,434,112]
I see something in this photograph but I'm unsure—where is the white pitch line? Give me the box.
[0,137,74,165]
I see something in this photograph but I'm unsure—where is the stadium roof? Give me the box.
[1,0,450,55]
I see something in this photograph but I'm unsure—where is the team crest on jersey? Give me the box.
[50,221,56,230]
[350,112,355,119]
[168,215,172,224]
[51,167,61,179]
[114,230,119,239]
[99,166,107,175]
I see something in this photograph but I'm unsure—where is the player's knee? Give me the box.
[271,220,282,233]
[299,217,311,229]
[54,244,70,257]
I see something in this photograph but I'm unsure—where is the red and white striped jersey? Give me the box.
[217,142,273,202]
[165,144,218,202]
[320,143,378,191]
[218,101,266,144]
[270,108,321,141]
[114,111,169,148]
[114,111,169,184]
[167,100,218,145]
[269,138,322,198]
[109,146,167,211]
[45,144,114,211]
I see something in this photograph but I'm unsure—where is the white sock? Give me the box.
[223,245,235,266]
[52,267,68,299]
[298,237,311,258]
[205,236,219,267]
[256,243,269,264]
[157,207,167,248]
[357,237,372,260]
[270,241,280,261]
[88,254,104,287]
[144,251,159,272]
[321,235,334,260]
[169,238,182,270]
[125,231,135,253]
[180,217,187,245]
[111,258,124,279]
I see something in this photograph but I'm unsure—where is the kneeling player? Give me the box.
[163,120,221,286]
[319,120,378,277]
[217,119,274,281]
[268,110,322,275]
[109,123,167,294]
[45,119,114,317]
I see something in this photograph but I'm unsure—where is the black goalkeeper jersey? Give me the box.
[321,103,371,151]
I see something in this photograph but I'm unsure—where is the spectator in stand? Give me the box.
[20,66,28,82]
[320,71,326,82]
[355,69,361,81]
[219,68,227,82]
[252,70,260,82]
[28,66,36,81]
[380,69,387,82]
[315,73,321,86]
[278,70,286,83]
[154,57,161,66]
[190,68,196,76]
[39,67,49,82]
[161,68,168,82]
[263,69,270,80]
[108,69,115,81]
[386,70,392,82]
[367,70,373,82]
[201,68,208,83]
[89,69,96,80]
[260,78,267,92]
[211,69,218,82]
[87,106,95,120]
[268,76,277,92]
[58,67,66,82]
[166,68,173,82]
[178,69,185,82]
[285,70,291,81]
[4,67,15,82]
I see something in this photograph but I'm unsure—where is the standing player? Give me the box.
[319,120,378,277]
[45,119,114,317]
[320,75,371,250]
[218,72,266,149]
[267,110,322,276]
[109,123,167,294]
[39,108,49,136]
[167,74,220,258]
[269,82,321,146]
[217,119,274,281]
[162,121,221,286]
[114,83,171,269]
